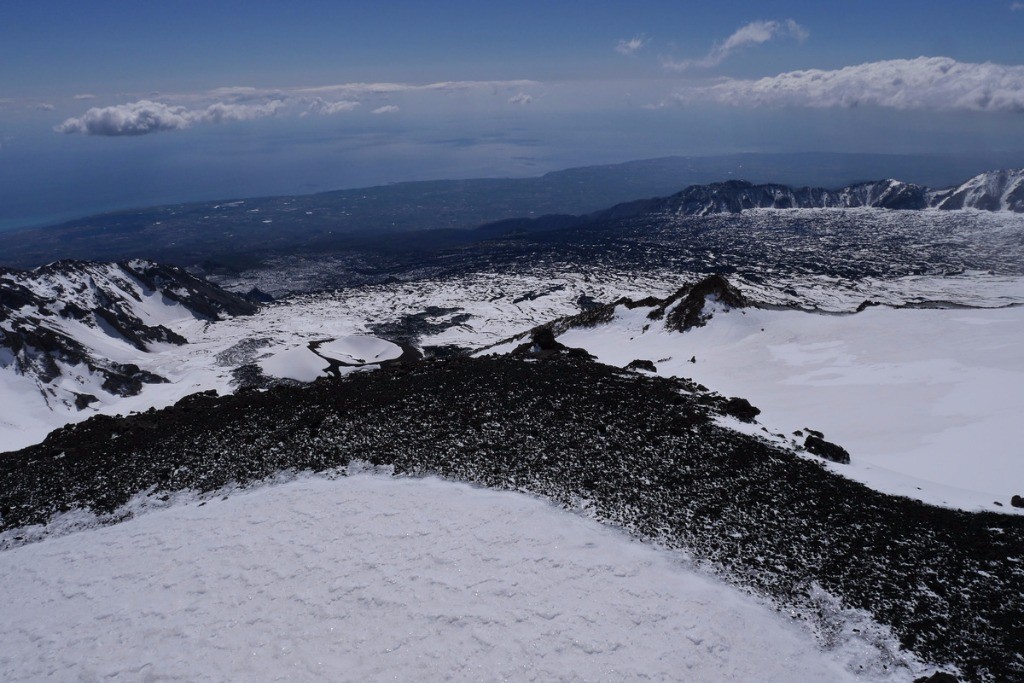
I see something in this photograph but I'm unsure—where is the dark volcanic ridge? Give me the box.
[1,354,1021,682]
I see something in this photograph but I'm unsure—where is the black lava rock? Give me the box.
[625,359,657,372]
[804,435,851,464]
[1011,495,1024,509]
[721,397,761,423]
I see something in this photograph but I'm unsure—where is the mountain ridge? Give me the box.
[467,169,1024,246]
[0,259,256,414]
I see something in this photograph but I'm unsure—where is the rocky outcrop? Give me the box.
[511,327,594,361]
[720,397,760,423]
[625,359,657,373]
[656,274,750,333]
[804,435,851,464]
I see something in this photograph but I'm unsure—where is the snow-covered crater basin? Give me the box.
[258,335,402,382]
[0,475,912,682]
[316,335,402,366]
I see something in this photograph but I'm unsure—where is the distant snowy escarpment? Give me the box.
[0,260,256,429]
[931,168,1024,212]
[597,169,1024,218]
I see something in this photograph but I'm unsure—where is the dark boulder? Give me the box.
[73,393,98,411]
[625,359,657,373]
[531,327,562,351]
[243,287,274,304]
[804,435,851,464]
[1011,495,1024,509]
[721,397,761,423]
[511,327,594,361]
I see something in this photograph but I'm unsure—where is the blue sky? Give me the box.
[2,1,1024,229]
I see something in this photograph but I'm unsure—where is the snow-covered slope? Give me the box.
[487,276,1024,513]
[0,260,258,450]
[932,169,1024,212]
[0,472,923,682]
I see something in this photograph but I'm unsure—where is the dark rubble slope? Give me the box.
[1,355,1022,681]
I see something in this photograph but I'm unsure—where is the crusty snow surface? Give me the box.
[0,474,912,682]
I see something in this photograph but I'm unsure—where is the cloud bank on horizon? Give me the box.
[55,99,287,136]
[675,57,1024,113]
[47,13,1024,140]
[56,54,1024,138]
[54,80,537,136]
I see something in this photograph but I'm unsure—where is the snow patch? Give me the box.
[316,335,401,365]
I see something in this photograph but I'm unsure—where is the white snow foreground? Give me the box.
[545,299,1024,513]
[0,474,919,682]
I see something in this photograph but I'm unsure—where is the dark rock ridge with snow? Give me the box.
[608,169,1024,218]
[0,260,256,404]
[472,170,1024,240]
[0,354,1020,681]
[654,178,933,215]
[491,274,752,352]
[931,169,1024,213]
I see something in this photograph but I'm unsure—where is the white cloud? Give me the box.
[1012,2,1024,10]
[304,98,360,116]
[55,100,192,135]
[371,105,399,114]
[55,99,285,136]
[35,103,55,111]
[508,92,533,105]
[616,35,648,56]
[665,19,808,70]
[72,94,96,100]
[198,100,285,123]
[671,57,1024,113]
[55,79,537,136]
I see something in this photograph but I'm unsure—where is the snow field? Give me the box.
[0,474,916,682]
